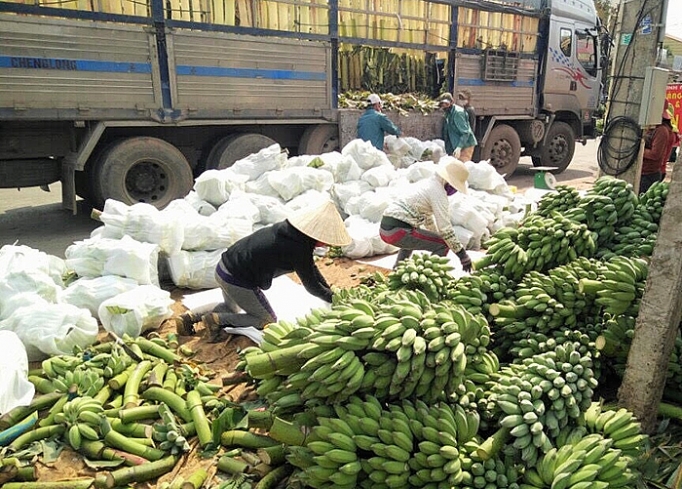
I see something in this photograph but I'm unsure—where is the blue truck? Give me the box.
[0,0,608,210]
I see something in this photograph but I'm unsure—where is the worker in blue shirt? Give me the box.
[357,94,401,150]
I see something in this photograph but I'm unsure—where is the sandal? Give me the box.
[202,313,230,343]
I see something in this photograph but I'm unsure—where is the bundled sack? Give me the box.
[217,191,262,223]
[231,143,287,180]
[98,285,174,338]
[267,167,335,201]
[0,244,66,288]
[361,164,397,188]
[194,168,249,207]
[342,215,398,259]
[0,298,98,361]
[341,139,392,170]
[465,160,512,196]
[241,193,289,225]
[331,180,372,212]
[94,199,184,255]
[166,249,223,289]
[65,235,160,286]
[0,331,35,415]
[0,270,62,319]
[184,191,217,216]
[60,275,139,319]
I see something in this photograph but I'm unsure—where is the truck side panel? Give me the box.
[168,30,332,118]
[0,14,162,119]
[455,53,538,117]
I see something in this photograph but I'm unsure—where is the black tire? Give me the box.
[479,124,521,177]
[0,159,61,188]
[537,121,575,173]
[91,137,193,209]
[204,133,277,171]
[298,125,339,155]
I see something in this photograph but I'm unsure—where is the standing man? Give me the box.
[458,89,477,137]
[641,101,676,193]
[439,92,477,162]
[171,200,352,341]
[357,93,401,151]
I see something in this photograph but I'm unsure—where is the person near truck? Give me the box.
[641,100,676,193]
[458,89,477,138]
[357,93,402,151]
[379,158,473,272]
[170,200,351,341]
[438,92,477,162]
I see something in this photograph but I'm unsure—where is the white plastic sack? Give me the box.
[167,249,223,289]
[231,144,287,180]
[65,235,160,286]
[0,301,98,361]
[285,190,334,214]
[0,331,35,415]
[341,139,392,170]
[342,215,397,259]
[346,190,391,223]
[332,180,372,213]
[465,160,511,195]
[453,225,475,250]
[245,172,282,198]
[97,199,184,255]
[0,270,62,319]
[99,285,174,338]
[385,135,412,157]
[60,275,139,319]
[282,154,316,168]
[0,244,66,288]
[242,193,289,225]
[267,167,334,201]
[361,164,397,188]
[449,197,489,238]
[218,191,262,223]
[184,190,217,216]
[331,152,363,183]
[194,168,248,207]
[405,161,438,182]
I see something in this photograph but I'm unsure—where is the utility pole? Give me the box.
[599,0,667,190]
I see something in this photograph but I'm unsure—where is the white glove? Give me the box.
[453,147,462,159]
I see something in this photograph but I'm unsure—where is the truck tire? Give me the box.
[298,125,339,155]
[480,124,521,177]
[204,133,277,171]
[0,159,61,188]
[536,121,575,173]
[91,137,193,209]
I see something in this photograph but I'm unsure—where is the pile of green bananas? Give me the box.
[53,396,105,450]
[487,342,598,467]
[290,395,482,489]
[535,185,581,218]
[582,403,649,460]
[153,403,191,455]
[45,366,106,398]
[243,292,495,409]
[578,255,648,316]
[590,176,638,226]
[445,274,491,317]
[638,180,669,222]
[387,254,455,301]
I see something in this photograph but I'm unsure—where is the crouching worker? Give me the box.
[171,200,351,342]
[379,158,472,272]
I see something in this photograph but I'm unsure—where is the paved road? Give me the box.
[0,139,601,259]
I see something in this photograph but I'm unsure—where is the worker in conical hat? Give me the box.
[170,200,351,341]
[379,157,473,271]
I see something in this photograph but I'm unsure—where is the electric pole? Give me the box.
[599,0,667,190]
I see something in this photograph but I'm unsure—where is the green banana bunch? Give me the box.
[581,402,649,462]
[638,180,669,222]
[445,274,489,316]
[54,396,104,450]
[535,185,581,218]
[154,403,191,455]
[579,255,648,316]
[457,450,521,489]
[387,254,455,301]
[591,175,638,225]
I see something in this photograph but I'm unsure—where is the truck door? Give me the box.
[542,17,600,124]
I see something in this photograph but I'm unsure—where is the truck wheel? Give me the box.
[204,133,277,171]
[91,137,193,209]
[480,124,521,177]
[299,125,339,155]
[537,121,575,173]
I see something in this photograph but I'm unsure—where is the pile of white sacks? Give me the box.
[0,137,531,363]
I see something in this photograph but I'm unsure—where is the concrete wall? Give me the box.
[338,109,444,147]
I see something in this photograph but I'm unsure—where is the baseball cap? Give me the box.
[438,92,454,106]
[367,94,382,106]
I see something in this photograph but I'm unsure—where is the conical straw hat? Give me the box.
[435,157,469,194]
[288,200,352,247]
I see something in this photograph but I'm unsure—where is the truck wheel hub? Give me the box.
[126,161,167,201]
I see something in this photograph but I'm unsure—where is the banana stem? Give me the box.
[109,364,136,391]
[27,376,55,395]
[254,464,292,489]
[247,410,274,430]
[9,424,65,451]
[123,360,153,408]
[118,405,160,424]
[103,427,166,461]
[95,454,178,488]
[185,391,212,448]
[94,385,113,405]
[135,338,181,364]
[3,479,94,489]
[0,412,38,446]
[146,363,169,388]
[110,419,153,438]
[163,369,178,392]
[216,455,249,474]
[257,445,286,466]
[244,344,309,379]
[578,278,604,295]
[180,468,208,489]
[0,392,63,430]
[220,430,278,449]
[268,417,305,446]
[142,387,192,423]
[476,426,511,461]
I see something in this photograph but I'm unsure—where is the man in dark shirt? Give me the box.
[357,93,401,150]
[172,200,351,341]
